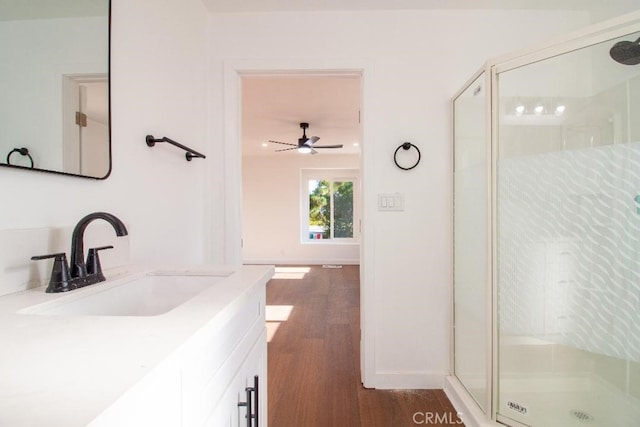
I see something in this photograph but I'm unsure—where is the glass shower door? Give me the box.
[453,72,489,413]
[496,30,640,427]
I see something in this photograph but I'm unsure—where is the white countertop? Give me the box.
[0,264,274,427]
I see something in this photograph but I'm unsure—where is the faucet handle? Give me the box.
[86,246,114,282]
[31,252,74,293]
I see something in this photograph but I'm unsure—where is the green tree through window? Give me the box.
[333,181,354,238]
[308,179,354,240]
[309,180,331,238]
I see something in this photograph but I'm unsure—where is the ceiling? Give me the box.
[242,75,362,157]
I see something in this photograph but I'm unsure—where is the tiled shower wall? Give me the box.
[498,140,640,363]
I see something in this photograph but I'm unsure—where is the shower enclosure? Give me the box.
[450,12,640,427]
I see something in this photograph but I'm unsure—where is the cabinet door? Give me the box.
[238,328,267,427]
[206,328,267,427]
[182,288,265,427]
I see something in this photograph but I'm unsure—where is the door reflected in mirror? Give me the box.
[0,0,111,179]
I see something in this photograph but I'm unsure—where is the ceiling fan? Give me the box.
[269,122,343,154]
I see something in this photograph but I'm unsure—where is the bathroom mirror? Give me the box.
[0,0,111,179]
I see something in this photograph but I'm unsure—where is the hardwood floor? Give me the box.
[266,265,464,426]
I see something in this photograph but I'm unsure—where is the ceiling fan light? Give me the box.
[298,146,312,154]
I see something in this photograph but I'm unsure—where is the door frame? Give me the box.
[220,58,377,386]
[62,73,108,175]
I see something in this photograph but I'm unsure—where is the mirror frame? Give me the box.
[1,1,112,180]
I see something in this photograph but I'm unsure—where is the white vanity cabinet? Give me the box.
[181,284,267,427]
[0,265,274,427]
[89,275,268,427]
[205,329,267,427]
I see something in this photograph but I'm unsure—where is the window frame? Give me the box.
[300,168,360,244]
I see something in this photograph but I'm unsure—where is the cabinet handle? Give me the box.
[253,375,259,426]
[238,385,254,427]
[237,376,260,427]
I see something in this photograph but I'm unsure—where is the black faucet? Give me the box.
[31,212,128,292]
[70,212,128,287]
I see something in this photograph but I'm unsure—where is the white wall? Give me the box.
[208,8,590,388]
[0,0,213,294]
[242,154,360,264]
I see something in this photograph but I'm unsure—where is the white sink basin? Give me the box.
[19,273,229,317]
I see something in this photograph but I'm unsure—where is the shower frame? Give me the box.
[448,10,640,427]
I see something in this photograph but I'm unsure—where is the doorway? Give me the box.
[240,74,362,266]
[221,64,372,385]
[62,74,109,177]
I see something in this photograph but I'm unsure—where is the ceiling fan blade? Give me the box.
[269,140,297,147]
[272,124,334,154]
[306,136,320,145]
[313,144,344,149]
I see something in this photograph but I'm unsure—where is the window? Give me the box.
[301,169,359,243]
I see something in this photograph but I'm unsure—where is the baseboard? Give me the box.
[444,376,494,427]
[364,372,447,390]
[243,258,360,266]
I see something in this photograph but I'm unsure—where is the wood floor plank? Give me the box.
[267,265,464,426]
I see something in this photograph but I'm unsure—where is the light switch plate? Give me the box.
[378,193,404,211]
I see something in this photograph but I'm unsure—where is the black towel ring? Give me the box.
[393,142,421,170]
[7,147,34,169]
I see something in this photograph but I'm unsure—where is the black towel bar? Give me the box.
[145,135,206,161]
